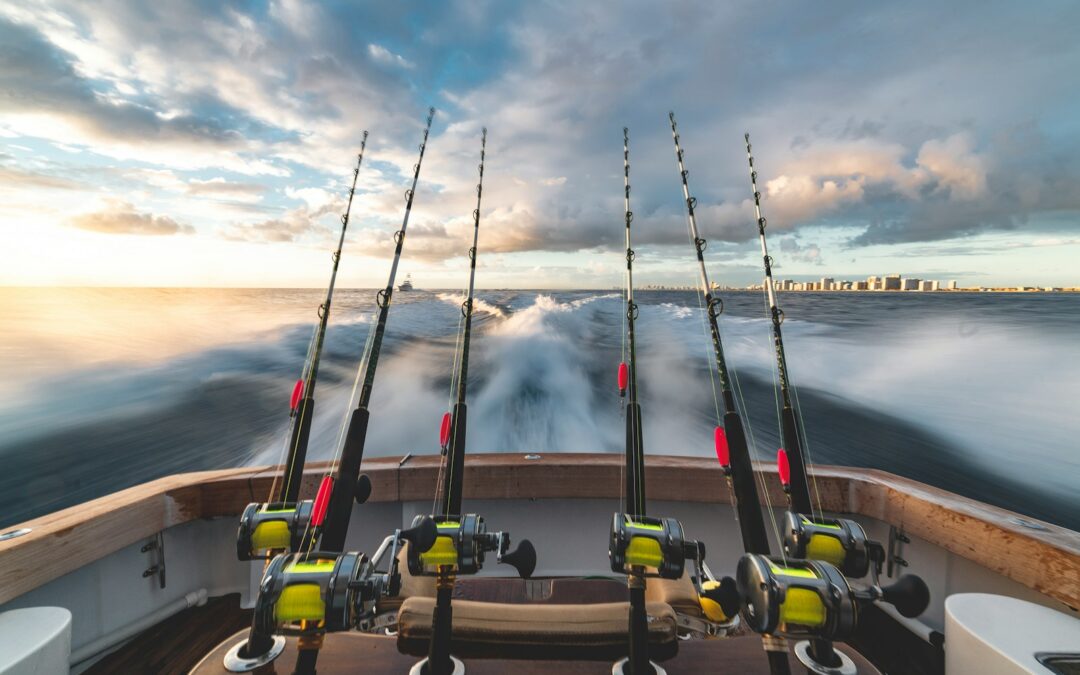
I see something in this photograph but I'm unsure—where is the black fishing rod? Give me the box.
[742,133,814,516]
[319,107,436,552]
[292,108,437,675]
[279,132,368,505]
[667,112,771,554]
[414,128,535,675]
[438,128,486,519]
[668,113,791,675]
[610,128,721,675]
[621,126,646,519]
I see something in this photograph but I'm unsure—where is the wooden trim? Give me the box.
[2,453,1078,610]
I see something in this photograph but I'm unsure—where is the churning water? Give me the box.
[1,287,1077,530]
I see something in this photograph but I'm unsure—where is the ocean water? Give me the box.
[1,287,1077,531]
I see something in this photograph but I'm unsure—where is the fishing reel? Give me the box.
[735,554,930,641]
[224,517,437,672]
[782,512,884,579]
[406,513,537,578]
[235,475,371,560]
[236,501,314,561]
[609,514,699,579]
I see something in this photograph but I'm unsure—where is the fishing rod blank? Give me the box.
[743,133,814,516]
[669,114,791,675]
[319,107,437,554]
[291,109,435,675]
[416,128,536,675]
[621,126,646,519]
[439,128,485,519]
[280,132,369,505]
[667,112,771,556]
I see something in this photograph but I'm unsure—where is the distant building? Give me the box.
[855,281,868,290]
[867,276,881,290]
[820,277,835,291]
[902,278,920,291]
[919,280,934,291]
[930,280,940,291]
[883,274,902,290]
[946,280,957,290]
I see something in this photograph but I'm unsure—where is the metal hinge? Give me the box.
[887,525,910,577]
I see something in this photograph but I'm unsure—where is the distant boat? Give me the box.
[398,274,414,292]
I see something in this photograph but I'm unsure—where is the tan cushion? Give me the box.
[397,598,677,648]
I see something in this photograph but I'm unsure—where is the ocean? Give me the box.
[1,287,1077,531]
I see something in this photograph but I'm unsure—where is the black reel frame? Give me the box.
[224,518,437,672]
[236,500,314,561]
[736,553,930,643]
[406,513,535,579]
[782,512,886,580]
[609,513,701,580]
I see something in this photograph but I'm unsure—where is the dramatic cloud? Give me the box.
[2,0,1078,286]
[68,200,194,235]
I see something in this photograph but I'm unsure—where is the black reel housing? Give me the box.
[736,553,931,641]
[251,551,370,637]
[782,511,873,578]
[236,500,314,561]
[609,513,704,579]
[406,513,535,578]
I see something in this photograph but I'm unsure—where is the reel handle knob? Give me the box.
[879,574,930,618]
[354,473,372,505]
[501,539,537,579]
[682,539,705,561]
[701,575,741,620]
[401,516,438,553]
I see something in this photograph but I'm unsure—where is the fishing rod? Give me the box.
[739,134,933,674]
[620,125,646,518]
[411,128,535,675]
[742,132,814,516]
[608,127,721,675]
[278,132,368,505]
[667,112,791,675]
[234,139,370,561]
[286,108,437,675]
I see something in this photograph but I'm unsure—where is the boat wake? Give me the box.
[0,289,1077,530]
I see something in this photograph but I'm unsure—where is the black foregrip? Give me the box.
[723,411,771,555]
[281,396,315,503]
[320,407,370,552]
[781,406,813,514]
[443,402,468,517]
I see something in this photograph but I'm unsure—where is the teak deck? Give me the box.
[2,453,1079,609]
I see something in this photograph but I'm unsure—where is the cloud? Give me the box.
[68,200,194,235]
[367,43,414,69]
[186,177,267,202]
[0,165,84,190]
[779,237,824,265]
[223,196,345,243]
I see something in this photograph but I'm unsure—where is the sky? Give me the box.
[1,0,1079,289]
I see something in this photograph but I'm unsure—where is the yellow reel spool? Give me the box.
[275,583,326,623]
[251,520,291,551]
[805,533,846,567]
[778,587,827,628]
[625,536,664,569]
[419,526,460,568]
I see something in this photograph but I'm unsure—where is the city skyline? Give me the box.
[1,2,1079,289]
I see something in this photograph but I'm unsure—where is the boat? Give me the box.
[2,111,1078,675]
[399,274,414,292]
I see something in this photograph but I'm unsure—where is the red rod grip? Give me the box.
[439,412,453,449]
[289,379,304,411]
[311,475,333,526]
[714,426,730,468]
[777,448,791,489]
[617,362,628,395]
